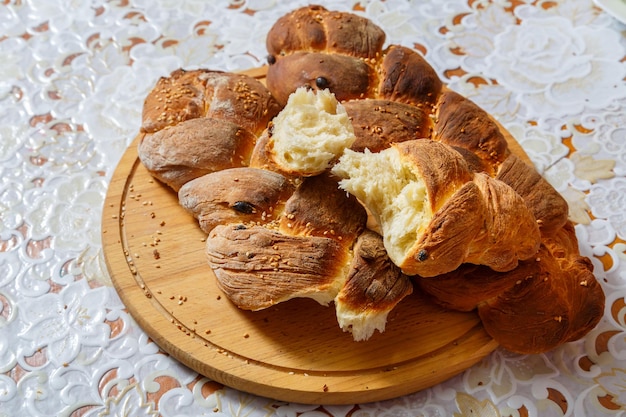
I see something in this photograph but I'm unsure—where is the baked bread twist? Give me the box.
[137,69,281,191]
[137,5,605,352]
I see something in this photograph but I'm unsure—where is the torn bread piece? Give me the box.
[267,87,356,176]
[206,224,351,310]
[335,230,413,341]
[332,139,541,277]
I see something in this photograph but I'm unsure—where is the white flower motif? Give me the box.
[463,349,558,403]
[166,34,221,69]
[543,157,575,193]
[582,119,626,177]
[0,38,25,99]
[0,179,25,234]
[486,16,626,118]
[0,292,18,374]
[587,178,626,240]
[0,120,25,164]
[596,369,626,408]
[450,80,520,124]
[214,387,285,417]
[18,279,110,367]
[23,0,97,33]
[159,384,220,417]
[131,0,215,17]
[356,387,446,417]
[0,3,27,38]
[446,4,517,72]
[24,173,107,252]
[508,124,569,174]
[98,383,158,417]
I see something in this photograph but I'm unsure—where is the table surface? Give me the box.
[2,1,626,416]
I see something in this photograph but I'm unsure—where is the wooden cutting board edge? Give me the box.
[102,135,499,404]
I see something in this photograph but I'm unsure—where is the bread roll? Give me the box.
[206,224,352,310]
[138,69,281,191]
[478,222,604,353]
[138,118,256,191]
[416,223,605,354]
[199,169,410,340]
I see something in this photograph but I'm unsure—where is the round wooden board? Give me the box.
[102,67,532,405]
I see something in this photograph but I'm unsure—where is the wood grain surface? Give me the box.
[102,67,530,404]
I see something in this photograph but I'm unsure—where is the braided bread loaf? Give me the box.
[261,5,604,353]
[137,6,605,352]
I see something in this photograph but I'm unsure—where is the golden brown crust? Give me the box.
[477,222,605,353]
[415,263,527,312]
[249,129,282,173]
[279,172,368,243]
[343,99,432,153]
[466,172,541,270]
[141,68,209,134]
[138,69,282,191]
[400,181,485,277]
[335,230,414,340]
[418,221,604,354]
[266,52,375,106]
[332,139,541,277]
[137,118,257,191]
[134,6,604,347]
[377,45,443,109]
[496,153,569,234]
[433,90,509,174]
[203,71,282,136]
[393,140,474,214]
[178,167,296,233]
[206,224,351,310]
[338,230,413,312]
[266,5,385,59]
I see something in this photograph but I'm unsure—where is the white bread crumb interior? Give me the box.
[335,303,390,341]
[270,87,356,175]
[332,147,432,267]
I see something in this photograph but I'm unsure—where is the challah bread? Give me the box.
[138,69,281,191]
[266,6,568,235]
[332,139,541,277]
[259,5,603,351]
[134,5,605,351]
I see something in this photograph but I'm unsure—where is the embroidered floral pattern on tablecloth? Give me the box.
[1,0,626,416]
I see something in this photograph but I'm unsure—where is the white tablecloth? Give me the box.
[2,0,626,415]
